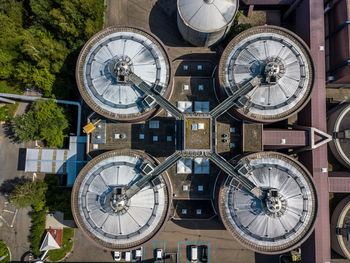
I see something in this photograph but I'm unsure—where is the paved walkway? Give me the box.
[46,211,76,229]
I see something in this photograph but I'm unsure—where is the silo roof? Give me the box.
[178,0,238,32]
[219,26,314,122]
[76,27,170,121]
[219,152,317,254]
[72,150,169,250]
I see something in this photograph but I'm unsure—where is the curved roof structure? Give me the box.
[218,26,314,122]
[331,195,350,259]
[177,0,238,32]
[328,103,350,169]
[218,152,318,254]
[76,26,171,122]
[71,150,170,250]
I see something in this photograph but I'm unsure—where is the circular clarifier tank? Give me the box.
[328,103,350,169]
[218,26,314,122]
[71,150,171,250]
[331,195,350,259]
[218,152,318,254]
[76,26,172,122]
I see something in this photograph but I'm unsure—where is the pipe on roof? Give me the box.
[0,93,81,136]
[0,97,15,104]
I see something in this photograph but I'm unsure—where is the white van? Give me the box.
[190,246,198,263]
[125,251,131,262]
[156,248,163,261]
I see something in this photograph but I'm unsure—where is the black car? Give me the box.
[201,245,208,262]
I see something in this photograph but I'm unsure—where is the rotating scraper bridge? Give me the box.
[99,65,283,213]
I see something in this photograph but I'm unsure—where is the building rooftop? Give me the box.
[184,116,211,150]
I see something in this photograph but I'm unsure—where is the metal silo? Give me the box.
[71,150,171,250]
[177,0,239,47]
[218,25,315,122]
[76,26,172,122]
[328,103,350,169]
[217,152,318,254]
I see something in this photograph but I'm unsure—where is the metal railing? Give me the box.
[129,73,183,119]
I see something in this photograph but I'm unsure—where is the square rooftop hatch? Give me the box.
[184,117,211,151]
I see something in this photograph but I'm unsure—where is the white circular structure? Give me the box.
[177,0,239,46]
[218,152,318,254]
[71,150,170,250]
[76,26,171,122]
[218,26,314,122]
[328,103,350,169]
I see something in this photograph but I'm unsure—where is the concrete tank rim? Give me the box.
[176,0,239,33]
[218,25,315,123]
[217,151,318,254]
[71,149,172,251]
[76,26,173,122]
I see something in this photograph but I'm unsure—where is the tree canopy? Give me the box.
[10,180,48,210]
[0,0,104,100]
[11,99,69,147]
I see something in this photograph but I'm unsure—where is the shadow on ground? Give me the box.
[0,176,29,196]
[149,0,190,47]
[2,122,20,143]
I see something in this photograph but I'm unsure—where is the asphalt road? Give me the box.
[0,107,34,261]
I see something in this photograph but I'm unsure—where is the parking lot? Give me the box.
[113,240,209,263]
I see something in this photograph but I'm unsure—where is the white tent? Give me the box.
[39,231,60,251]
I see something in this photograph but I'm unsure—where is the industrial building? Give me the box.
[64,0,343,261]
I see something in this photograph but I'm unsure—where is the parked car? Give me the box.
[125,251,131,262]
[135,247,142,260]
[113,251,121,261]
[156,248,163,261]
[190,245,198,263]
[201,245,208,262]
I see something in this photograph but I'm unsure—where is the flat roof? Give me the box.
[183,117,211,150]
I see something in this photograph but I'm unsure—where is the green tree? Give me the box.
[10,180,48,209]
[11,111,39,142]
[11,100,69,147]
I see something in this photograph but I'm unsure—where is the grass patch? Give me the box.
[47,228,74,262]
[0,240,11,263]
[0,103,18,121]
